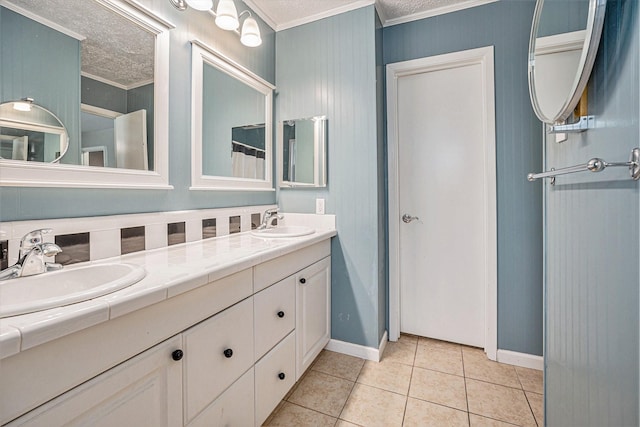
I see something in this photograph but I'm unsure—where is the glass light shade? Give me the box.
[240,17,262,47]
[185,0,212,10]
[215,0,239,30]
[13,101,31,112]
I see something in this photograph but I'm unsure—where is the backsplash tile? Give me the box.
[121,226,145,255]
[229,216,241,234]
[55,233,90,266]
[90,229,120,261]
[202,218,217,239]
[251,213,261,230]
[0,205,277,267]
[1,240,8,270]
[168,222,186,246]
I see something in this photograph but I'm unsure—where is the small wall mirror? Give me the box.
[191,40,274,191]
[0,0,172,188]
[0,100,68,162]
[528,0,607,124]
[278,116,327,188]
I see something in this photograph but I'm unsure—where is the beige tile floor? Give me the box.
[263,335,543,427]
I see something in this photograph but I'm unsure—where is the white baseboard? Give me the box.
[496,349,543,371]
[325,331,388,362]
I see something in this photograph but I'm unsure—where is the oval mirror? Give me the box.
[528,0,607,124]
[0,100,69,163]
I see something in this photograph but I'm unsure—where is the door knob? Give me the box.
[402,214,419,223]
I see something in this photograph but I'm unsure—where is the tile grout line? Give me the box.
[461,346,471,426]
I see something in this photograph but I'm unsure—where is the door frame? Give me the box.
[386,46,497,360]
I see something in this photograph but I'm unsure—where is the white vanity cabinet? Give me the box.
[3,239,332,426]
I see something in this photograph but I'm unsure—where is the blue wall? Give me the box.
[0,0,276,221]
[276,6,386,348]
[383,1,543,356]
[545,0,639,424]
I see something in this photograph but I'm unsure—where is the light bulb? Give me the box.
[215,0,239,30]
[185,0,212,11]
[240,16,261,47]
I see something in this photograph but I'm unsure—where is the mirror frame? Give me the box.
[277,115,328,188]
[0,0,174,189]
[528,0,607,124]
[190,40,275,192]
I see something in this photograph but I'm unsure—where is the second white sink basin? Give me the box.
[0,263,146,318]
[251,226,315,238]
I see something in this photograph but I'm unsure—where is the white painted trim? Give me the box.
[0,0,172,190]
[497,349,544,371]
[325,330,388,362]
[381,0,499,27]
[386,46,497,361]
[534,30,586,56]
[81,72,154,92]
[190,41,274,192]
[81,104,122,119]
[274,0,374,32]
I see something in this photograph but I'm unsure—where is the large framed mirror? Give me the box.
[278,116,327,188]
[528,0,607,124]
[0,0,173,188]
[190,40,274,191]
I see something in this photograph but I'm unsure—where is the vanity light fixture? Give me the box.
[13,98,34,112]
[169,0,262,47]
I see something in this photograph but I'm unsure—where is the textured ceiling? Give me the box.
[245,0,487,30]
[7,0,154,89]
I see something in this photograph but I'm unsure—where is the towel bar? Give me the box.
[527,148,640,184]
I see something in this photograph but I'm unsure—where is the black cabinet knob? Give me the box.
[223,348,234,358]
[171,349,184,361]
[299,278,306,284]
[277,311,285,318]
[278,372,286,380]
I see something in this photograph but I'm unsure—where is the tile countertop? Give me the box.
[0,214,336,360]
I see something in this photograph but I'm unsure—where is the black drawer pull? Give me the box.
[299,278,306,284]
[277,311,285,318]
[223,348,233,358]
[278,372,286,380]
[171,349,184,361]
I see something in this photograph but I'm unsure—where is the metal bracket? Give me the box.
[547,116,595,134]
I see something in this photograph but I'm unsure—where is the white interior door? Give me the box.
[114,109,148,170]
[388,47,496,352]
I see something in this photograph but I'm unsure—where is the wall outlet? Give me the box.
[315,198,325,215]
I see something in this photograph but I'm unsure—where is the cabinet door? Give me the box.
[188,368,255,427]
[183,297,254,424]
[9,336,183,427]
[296,256,331,380]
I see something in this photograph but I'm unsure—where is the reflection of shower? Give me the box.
[288,138,297,181]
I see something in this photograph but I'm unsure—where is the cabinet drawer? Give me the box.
[255,331,296,426]
[183,297,254,424]
[254,276,295,360]
[254,240,330,292]
[188,367,255,427]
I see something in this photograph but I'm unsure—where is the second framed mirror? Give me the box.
[278,116,327,188]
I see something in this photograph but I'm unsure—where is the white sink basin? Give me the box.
[0,263,146,318]
[251,226,315,238]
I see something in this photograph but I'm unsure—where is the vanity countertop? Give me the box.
[0,218,336,360]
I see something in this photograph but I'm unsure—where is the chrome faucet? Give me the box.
[257,208,284,230]
[0,229,63,280]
